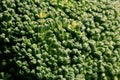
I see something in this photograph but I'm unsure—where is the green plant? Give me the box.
[0,0,120,80]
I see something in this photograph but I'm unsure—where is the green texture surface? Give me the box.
[0,0,120,80]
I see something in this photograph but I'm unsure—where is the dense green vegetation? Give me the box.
[0,0,120,80]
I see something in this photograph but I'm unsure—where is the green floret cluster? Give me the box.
[0,0,120,80]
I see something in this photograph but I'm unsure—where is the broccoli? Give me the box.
[0,0,120,80]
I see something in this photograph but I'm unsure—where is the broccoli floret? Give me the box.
[0,0,120,80]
